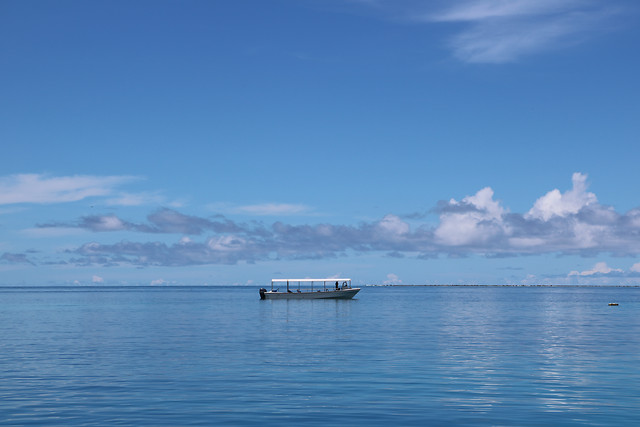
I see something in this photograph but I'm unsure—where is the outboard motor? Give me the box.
[259,288,267,300]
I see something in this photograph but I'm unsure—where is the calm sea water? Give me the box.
[1,285,639,426]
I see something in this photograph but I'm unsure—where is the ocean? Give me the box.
[1,285,639,425]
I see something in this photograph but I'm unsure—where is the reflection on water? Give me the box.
[1,286,640,425]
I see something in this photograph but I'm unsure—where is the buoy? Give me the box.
[608,303,619,306]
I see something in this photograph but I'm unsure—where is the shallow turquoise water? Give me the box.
[1,286,639,425]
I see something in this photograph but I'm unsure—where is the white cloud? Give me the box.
[465,186,506,217]
[435,187,507,246]
[0,174,137,205]
[151,279,168,286]
[527,172,597,221]
[85,215,128,232]
[626,209,640,228]
[207,235,248,252]
[447,15,587,63]
[376,214,410,237]
[569,262,623,276]
[383,273,402,285]
[413,0,620,63]
[430,0,582,22]
[337,0,628,64]
[630,263,640,273]
[571,221,607,249]
[92,275,104,283]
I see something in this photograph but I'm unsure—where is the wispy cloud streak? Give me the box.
[353,0,624,63]
[433,0,621,63]
[0,174,137,205]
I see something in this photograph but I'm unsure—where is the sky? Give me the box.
[1,0,639,286]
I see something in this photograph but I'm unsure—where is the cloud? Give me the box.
[39,208,243,235]
[0,174,137,205]
[376,214,410,237]
[527,172,597,220]
[430,0,621,63]
[569,261,623,277]
[352,0,624,63]
[383,273,403,285]
[434,187,507,246]
[141,209,241,234]
[92,275,104,283]
[566,262,640,282]
[430,0,582,22]
[32,173,640,268]
[80,215,130,232]
[64,214,418,267]
[1,252,35,265]
[69,239,266,267]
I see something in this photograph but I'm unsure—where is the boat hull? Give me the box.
[261,288,360,300]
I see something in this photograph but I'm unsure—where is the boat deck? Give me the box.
[261,288,360,300]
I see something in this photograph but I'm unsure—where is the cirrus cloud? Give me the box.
[430,0,616,63]
[350,0,627,63]
[0,174,138,205]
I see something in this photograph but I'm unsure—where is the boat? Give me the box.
[259,278,360,300]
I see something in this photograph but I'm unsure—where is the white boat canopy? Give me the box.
[269,278,353,292]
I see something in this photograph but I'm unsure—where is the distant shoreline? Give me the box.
[371,284,640,288]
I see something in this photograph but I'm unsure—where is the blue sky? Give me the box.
[1,0,639,286]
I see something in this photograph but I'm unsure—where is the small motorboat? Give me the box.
[259,278,360,300]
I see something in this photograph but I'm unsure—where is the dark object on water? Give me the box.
[260,278,360,300]
[608,303,619,306]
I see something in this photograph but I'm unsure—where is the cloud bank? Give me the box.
[568,261,640,280]
[569,262,623,277]
[25,173,640,268]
